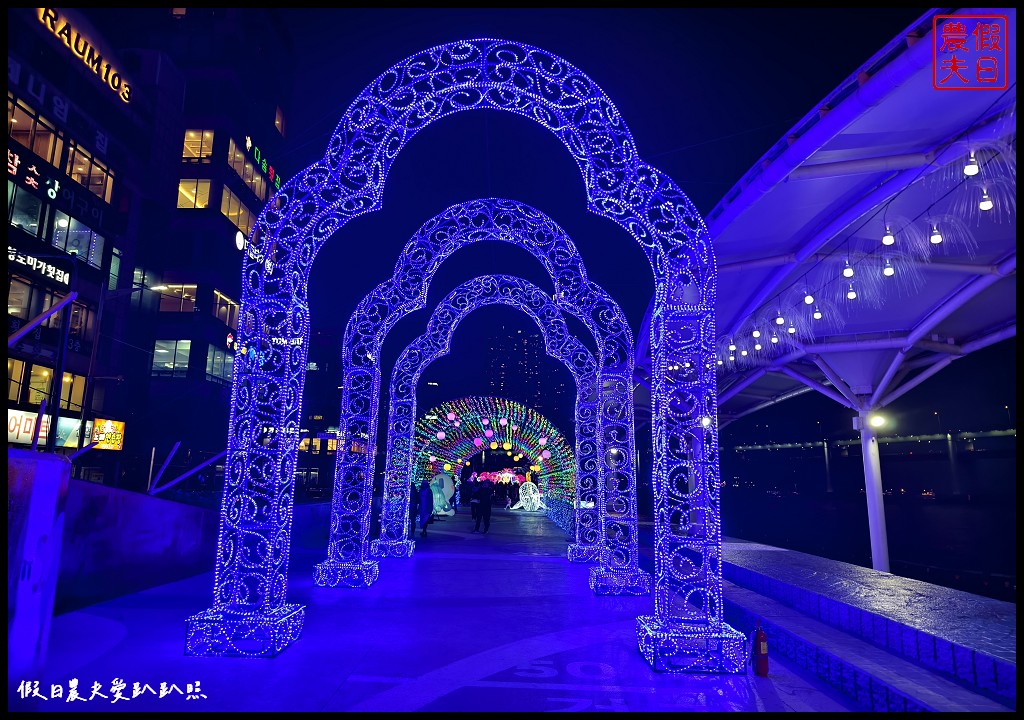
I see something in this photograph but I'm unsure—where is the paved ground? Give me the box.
[13,509,859,712]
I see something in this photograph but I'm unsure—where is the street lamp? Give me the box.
[75,283,166,452]
[933,411,941,432]
[1005,405,1012,426]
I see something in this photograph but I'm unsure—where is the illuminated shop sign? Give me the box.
[8,245,72,286]
[90,418,125,450]
[244,136,283,191]
[38,8,132,103]
[8,409,89,447]
[8,144,108,227]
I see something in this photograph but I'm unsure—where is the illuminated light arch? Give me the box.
[371,275,611,572]
[318,198,638,582]
[188,39,741,673]
[414,397,575,503]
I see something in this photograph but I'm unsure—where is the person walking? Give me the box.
[409,480,420,539]
[418,477,434,538]
[472,477,494,534]
[467,471,479,523]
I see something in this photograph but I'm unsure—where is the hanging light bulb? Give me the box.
[728,341,736,351]
[883,258,895,277]
[963,151,979,177]
[843,260,854,278]
[787,322,797,334]
[847,283,857,300]
[740,349,748,356]
[803,291,814,305]
[770,333,779,344]
[728,354,735,361]
[812,305,822,320]
[754,342,762,351]
[979,191,994,211]
[716,359,723,366]
[882,227,895,246]
[775,312,785,325]
[752,329,761,338]
[930,226,943,244]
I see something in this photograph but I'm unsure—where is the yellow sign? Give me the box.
[90,418,125,451]
[38,8,132,103]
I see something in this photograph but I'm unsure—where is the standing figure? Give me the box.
[468,472,480,523]
[472,478,494,533]
[409,480,420,538]
[419,478,434,538]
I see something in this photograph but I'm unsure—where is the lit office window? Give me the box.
[49,209,106,270]
[65,141,114,203]
[27,365,52,404]
[8,358,26,402]
[152,339,191,377]
[220,186,254,235]
[177,179,211,209]
[59,371,85,412]
[205,346,234,384]
[274,106,286,138]
[7,182,44,238]
[212,289,239,330]
[227,138,266,202]
[158,284,198,313]
[108,247,122,291]
[7,95,64,168]
[182,129,215,162]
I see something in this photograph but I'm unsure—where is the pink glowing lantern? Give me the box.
[499,418,507,426]
[484,429,493,438]
[482,418,489,425]
[447,412,456,421]
[542,450,551,459]
[436,431,445,440]
[539,437,547,446]
[429,455,436,462]
[474,438,483,447]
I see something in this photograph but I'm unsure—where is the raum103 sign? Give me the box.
[38,8,133,103]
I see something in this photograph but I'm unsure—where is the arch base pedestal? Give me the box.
[567,543,601,563]
[313,560,380,588]
[589,567,652,596]
[369,539,416,559]
[636,616,747,673]
[185,604,305,658]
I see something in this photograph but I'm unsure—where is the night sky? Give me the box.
[91,8,1017,440]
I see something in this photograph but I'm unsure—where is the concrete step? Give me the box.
[723,579,1012,712]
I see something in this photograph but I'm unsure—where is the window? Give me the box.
[27,365,52,405]
[158,284,197,313]
[8,358,26,402]
[220,186,254,235]
[206,346,233,384]
[212,289,239,330]
[65,141,114,203]
[177,179,211,209]
[59,371,85,412]
[227,138,267,202]
[182,129,214,162]
[8,94,64,168]
[274,106,286,138]
[152,339,191,377]
[108,247,122,291]
[6,275,91,339]
[49,209,106,270]
[7,182,44,238]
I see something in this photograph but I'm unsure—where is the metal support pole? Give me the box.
[44,300,73,454]
[857,412,890,572]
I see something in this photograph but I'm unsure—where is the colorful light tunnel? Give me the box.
[413,397,575,505]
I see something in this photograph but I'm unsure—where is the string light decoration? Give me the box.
[413,397,575,501]
[374,275,642,583]
[715,132,1011,374]
[192,39,736,672]
[307,198,641,582]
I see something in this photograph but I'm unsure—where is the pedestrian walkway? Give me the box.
[16,508,858,712]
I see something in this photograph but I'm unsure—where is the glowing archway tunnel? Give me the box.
[187,39,743,674]
[414,397,575,504]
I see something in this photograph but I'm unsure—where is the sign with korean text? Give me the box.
[7,409,92,447]
[90,418,125,450]
[8,245,72,286]
[933,15,1009,90]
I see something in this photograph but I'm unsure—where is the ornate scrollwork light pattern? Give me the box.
[319,197,638,579]
[413,397,575,501]
[192,39,739,672]
[374,275,603,563]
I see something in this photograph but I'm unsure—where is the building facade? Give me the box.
[7,7,294,493]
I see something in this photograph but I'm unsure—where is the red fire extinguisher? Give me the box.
[751,620,769,677]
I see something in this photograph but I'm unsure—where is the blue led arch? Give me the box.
[187,39,742,673]
[373,275,602,567]
[313,198,643,591]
